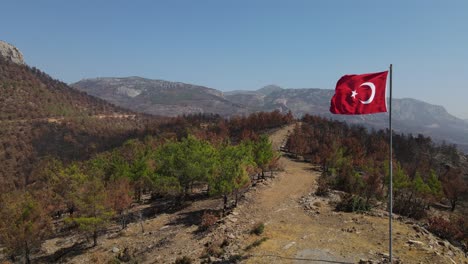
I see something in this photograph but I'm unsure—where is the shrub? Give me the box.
[200,211,219,231]
[427,216,463,241]
[335,194,370,212]
[315,174,330,196]
[205,244,224,258]
[175,256,192,264]
[393,195,427,220]
[250,222,265,236]
[455,216,468,247]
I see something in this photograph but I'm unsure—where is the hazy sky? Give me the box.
[2,0,468,118]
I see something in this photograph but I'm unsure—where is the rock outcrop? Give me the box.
[0,40,25,64]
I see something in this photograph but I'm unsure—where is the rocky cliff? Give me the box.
[0,40,25,64]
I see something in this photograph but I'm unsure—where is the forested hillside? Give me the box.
[0,56,167,192]
[0,109,293,263]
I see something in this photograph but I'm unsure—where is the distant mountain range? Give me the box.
[73,77,248,117]
[72,77,468,152]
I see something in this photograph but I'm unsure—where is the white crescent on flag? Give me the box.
[359,82,376,104]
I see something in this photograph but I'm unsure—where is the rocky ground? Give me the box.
[34,124,468,263]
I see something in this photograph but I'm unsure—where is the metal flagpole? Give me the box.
[389,64,393,263]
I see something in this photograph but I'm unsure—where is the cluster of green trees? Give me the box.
[0,134,277,263]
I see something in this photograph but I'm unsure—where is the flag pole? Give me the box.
[389,64,393,263]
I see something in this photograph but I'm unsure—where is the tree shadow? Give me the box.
[123,197,192,226]
[171,209,206,226]
[35,241,90,263]
[168,208,225,235]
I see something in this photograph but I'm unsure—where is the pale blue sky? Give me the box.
[1,0,467,118]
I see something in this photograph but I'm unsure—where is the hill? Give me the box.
[0,55,163,192]
[72,77,247,117]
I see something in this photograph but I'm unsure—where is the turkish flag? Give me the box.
[330,71,388,115]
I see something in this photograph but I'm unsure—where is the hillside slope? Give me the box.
[0,56,160,192]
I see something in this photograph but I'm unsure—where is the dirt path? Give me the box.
[0,114,136,124]
[235,124,467,264]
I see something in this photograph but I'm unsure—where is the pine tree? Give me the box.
[252,135,275,179]
[106,178,133,229]
[68,176,113,247]
[0,191,51,264]
[210,143,253,215]
[155,135,218,199]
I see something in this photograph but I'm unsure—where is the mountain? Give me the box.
[72,77,468,152]
[72,77,247,117]
[256,84,283,95]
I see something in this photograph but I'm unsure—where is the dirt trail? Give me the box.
[236,124,467,264]
[0,114,136,124]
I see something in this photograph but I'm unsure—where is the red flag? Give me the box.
[330,71,388,115]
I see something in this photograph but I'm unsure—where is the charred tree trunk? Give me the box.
[24,241,31,264]
[120,211,128,230]
[139,211,145,233]
[135,187,142,203]
[93,229,98,247]
[450,198,457,211]
[184,185,190,201]
[235,191,239,207]
[223,194,228,216]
